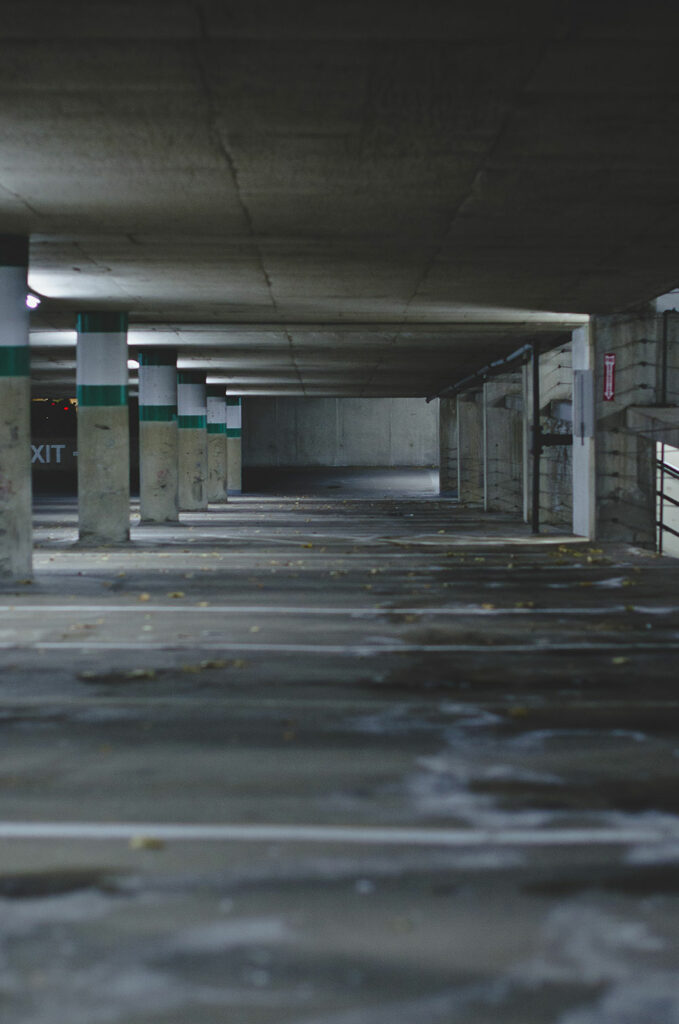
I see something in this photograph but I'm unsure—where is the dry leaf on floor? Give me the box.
[129,836,165,851]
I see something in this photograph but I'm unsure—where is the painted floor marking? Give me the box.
[2,696,676,711]
[0,821,674,846]
[0,641,675,654]
[1,604,675,618]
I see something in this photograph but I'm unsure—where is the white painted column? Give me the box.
[572,322,596,538]
[207,386,228,503]
[226,396,242,495]
[177,371,208,510]
[0,235,32,579]
[138,349,178,523]
[76,311,130,544]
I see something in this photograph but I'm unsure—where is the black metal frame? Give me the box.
[530,342,573,535]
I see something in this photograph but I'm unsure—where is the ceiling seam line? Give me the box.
[0,181,41,217]
[399,25,579,329]
[190,6,301,390]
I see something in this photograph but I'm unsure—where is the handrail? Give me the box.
[657,490,679,510]
[656,520,679,540]
[659,461,679,482]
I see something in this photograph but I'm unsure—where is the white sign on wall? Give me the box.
[31,441,77,467]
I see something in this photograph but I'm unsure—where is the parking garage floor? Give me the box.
[1,478,679,1023]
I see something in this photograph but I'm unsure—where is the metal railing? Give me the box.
[657,443,679,554]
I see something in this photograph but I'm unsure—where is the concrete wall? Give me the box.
[484,374,523,513]
[593,311,679,547]
[457,392,484,505]
[243,397,439,467]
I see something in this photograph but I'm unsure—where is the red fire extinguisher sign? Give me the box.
[603,353,616,401]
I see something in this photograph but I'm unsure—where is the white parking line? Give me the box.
[0,821,673,846]
[0,641,674,654]
[0,604,675,617]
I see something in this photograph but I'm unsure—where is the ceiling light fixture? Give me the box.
[26,293,41,309]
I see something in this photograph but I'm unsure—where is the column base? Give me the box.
[0,375,32,580]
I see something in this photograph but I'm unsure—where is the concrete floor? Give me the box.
[1,473,679,1023]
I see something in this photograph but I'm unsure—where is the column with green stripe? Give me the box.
[138,349,179,523]
[76,311,130,543]
[0,235,32,579]
[226,396,242,495]
[177,370,208,510]
[207,385,228,503]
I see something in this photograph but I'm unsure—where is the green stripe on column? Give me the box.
[177,370,205,385]
[0,235,29,266]
[207,422,227,434]
[178,415,207,429]
[77,384,129,406]
[226,397,241,406]
[226,428,242,438]
[139,349,176,367]
[0,346,30,376]
[77,312,129,334]
[139,405,177,422]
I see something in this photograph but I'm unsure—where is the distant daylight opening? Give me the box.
[242,397,439,498]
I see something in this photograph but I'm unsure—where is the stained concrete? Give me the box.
[438,397,457,496]
[483,375,523,514]
[76,404,130,545]
[138,419,179,524]
[593,313,679,547]
[0,376,32,579]
[177,427,208,511]
[457,392,484,505]
[0,472,678,1021]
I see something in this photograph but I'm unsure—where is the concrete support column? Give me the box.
[207,386,228,503]
[0,235,32,579]
[483,374,523,513]
[572,324,596,538]
[177,371,208,511]
[226,396,242,495]
[456,392,483,505]
[76,312,130,544]
[438,397,457,496]
[138,349,178,523]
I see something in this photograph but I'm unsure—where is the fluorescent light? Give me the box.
[127,359,140,370]
[26,293,41,309]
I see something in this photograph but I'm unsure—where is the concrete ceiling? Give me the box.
[4,2,678,395]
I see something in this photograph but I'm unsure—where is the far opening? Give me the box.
[241,397,440,499]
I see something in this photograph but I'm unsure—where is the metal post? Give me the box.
[531,342,541,535]
[658,442,666,555]
[657,312,669,554]
[661,309,669,407]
